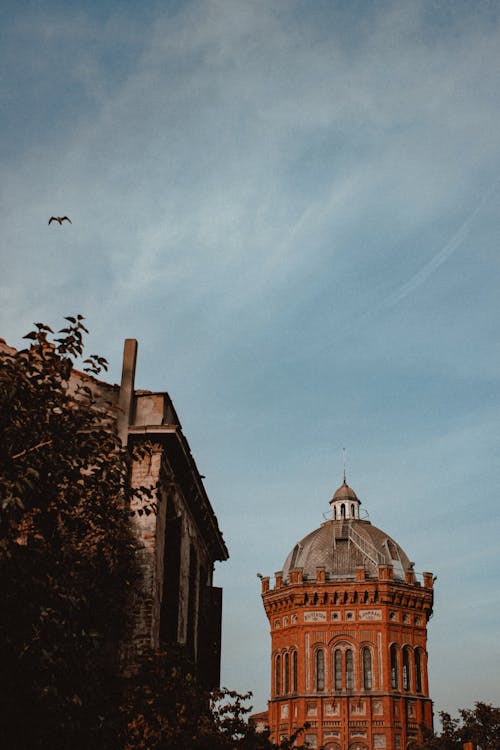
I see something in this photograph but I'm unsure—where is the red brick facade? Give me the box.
[260,481,434,749]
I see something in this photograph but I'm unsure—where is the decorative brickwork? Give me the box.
[259,481,434,749]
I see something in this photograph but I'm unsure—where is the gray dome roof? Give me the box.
[282,518,411,582]
[331,481,359,502]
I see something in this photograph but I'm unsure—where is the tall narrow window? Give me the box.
[363,647,372,690]
[345,649,353,689]
[334,649,342,690]
[351,503,355,517]
[275,654,281,696]
[284,652,290,694]
[403,647,410,691]
[341,503,346,518]
[316,649,325,691]
[391,644,399,690]
[186,544,198,658]
[415,649,422,693]
[160,497,182,644]
[292,650,298,692]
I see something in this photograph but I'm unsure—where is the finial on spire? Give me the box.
[342,447,347,484]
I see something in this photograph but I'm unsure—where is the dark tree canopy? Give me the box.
[418,703,500,750]
[0,318,139,749]
[0,318,304,750]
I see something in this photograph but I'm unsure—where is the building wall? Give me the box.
[76,339,228,687]
[117,342,229,688]
[1,335,228,688]
[261,547,434,749]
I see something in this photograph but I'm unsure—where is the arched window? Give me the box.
[334,649,342,690]
[351,503,355,517]
[341,503,346,518]
[316,649,325,691]
[345,649,354,689]
[333,506,337,519]
[414,649,422,693]
[362,647,372,690]
[403,647,410,691]
[390,644,398,690]
[284,652,290,694]
[292,650,298,692]
[275,654,281,696]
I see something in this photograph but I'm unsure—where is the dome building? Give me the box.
[259,479,435,750]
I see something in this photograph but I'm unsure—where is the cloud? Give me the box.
[2,0,500,714]
[380,176,500,309]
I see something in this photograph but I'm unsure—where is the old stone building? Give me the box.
[0,333,229,688]
[0,339,229,689]
[1,332,228,691]
[259,478,434,749]
[115,339,229,687]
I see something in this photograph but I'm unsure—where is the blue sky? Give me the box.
[1,0,499,719]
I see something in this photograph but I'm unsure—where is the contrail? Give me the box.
[382,177,500,310]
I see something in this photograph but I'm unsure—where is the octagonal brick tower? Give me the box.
[260,480,435,750]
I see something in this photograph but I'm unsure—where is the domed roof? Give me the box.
[282,488,411,582]
[331,480,359,502]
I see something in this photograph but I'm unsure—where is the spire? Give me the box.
[329,452,361,520]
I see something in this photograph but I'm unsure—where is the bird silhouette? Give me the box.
[48,216,72,225]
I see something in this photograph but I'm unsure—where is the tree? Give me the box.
[0,318,139,749]
[418,703,500,750]
[121,648,306,750]
[0,318,305,750]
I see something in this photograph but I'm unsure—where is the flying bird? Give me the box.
[48,216,72,225]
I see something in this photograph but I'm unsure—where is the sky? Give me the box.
[1,0,500,721]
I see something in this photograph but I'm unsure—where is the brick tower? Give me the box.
[260,479,434,750]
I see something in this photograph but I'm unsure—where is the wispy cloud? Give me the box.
[382,176,500,309]
[1,0,500,714]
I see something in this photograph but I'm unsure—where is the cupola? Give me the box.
[329,479,361,520]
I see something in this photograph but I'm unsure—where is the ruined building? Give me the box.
[1,333,228,689]
[19,334,228,688]
[259,479,434,749]
[115,339,229,687]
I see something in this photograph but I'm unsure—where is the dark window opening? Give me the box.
[415,650,422,693]
[363,647,372,690]
[160,497,182,644]
[275,654,281,696]
[334,650,342,690]
[391,644,399,690]
[186,544,198,658]
[290,544,301,569]
[387,538,399,559]
[316,649,325,691]
[284,652,290,694]
[403,647,410,691]
[346,649,354,689]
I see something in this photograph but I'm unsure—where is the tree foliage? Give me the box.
[0,318,304,750]
[0,318,139,749]
[418,703,500,750]
[121,648,305,750]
